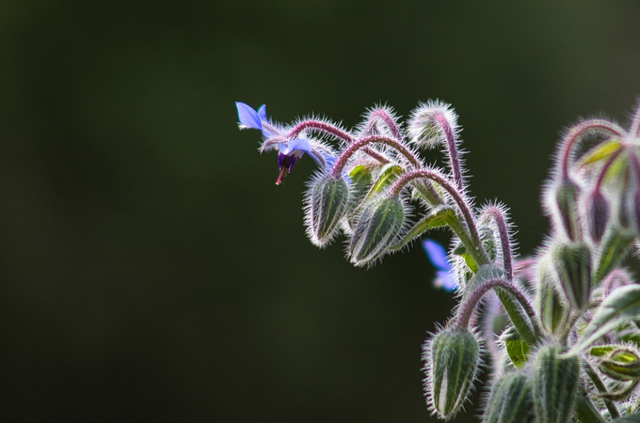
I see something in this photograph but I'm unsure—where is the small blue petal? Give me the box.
[257,104,267,122]
[438,271,459,292]
[236,102,262,130]
[422,239,450,271]
[279,138,311,156]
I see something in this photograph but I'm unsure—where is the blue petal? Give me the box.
[422,239,451,271]
[438,270,459,292]
[257,104,267,122]
[236,102,262,130]
[279,138,311,156]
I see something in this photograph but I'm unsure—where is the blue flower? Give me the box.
[236,101,312,185]
[422,238,458,292]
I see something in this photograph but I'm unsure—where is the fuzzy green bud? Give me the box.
[482,372,534,423]
[423,329,481,419]
[554,178,581,241]
[349,197,405,266]
[536,256,572,336]
[584,188,610,243]
[551,241,592,310]
[305,175,350,247]
[532,345,580,423]
[599,348,640,381]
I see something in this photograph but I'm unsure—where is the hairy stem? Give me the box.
[433,112,464,190]
[389,169,489,266]
[480,205,513,281]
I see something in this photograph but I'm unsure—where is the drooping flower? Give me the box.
[422,238,458,292]
[236,101,312,184]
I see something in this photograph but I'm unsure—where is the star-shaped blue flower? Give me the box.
[422,238,458,292]
[236,101,312,185]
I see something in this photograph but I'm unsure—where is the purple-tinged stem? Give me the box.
[559,120,625,180]
[480,206,513,281]
[366,109,403,140]
[434,113,463,190]
[627,147,640,185]
[260,136,291,152]
[288,119,390,165]
[455,277,538,335]
[330,135,421,178]
[603,269,633,296]
[388,169,485,262]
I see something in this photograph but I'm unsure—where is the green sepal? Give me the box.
[348,164,373,191]
[536,255,572,336]
[598,348,640,381]
[369,163,404,194]
[307,176,350,247]
[570,285,640,355]
[349,197,405,266]
[578,139,622,167]
[550,241,592,311]
[482,371,534,423]
[388,205,454,252]
[424,329,481,419]
[554,179,581,241]
[594,226,636,283]
[532,345,580,423]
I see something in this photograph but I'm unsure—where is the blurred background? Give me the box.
[1,0,639,421]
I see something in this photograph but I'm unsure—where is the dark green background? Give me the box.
[1,1,639,421]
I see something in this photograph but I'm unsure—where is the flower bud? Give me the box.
[304,175,350,247]
[482,372,534,423]
[598,347,640,381]
[423,329,481,419]
[553,178,582,241]
[536,256,572,336]
[584,188,610,243]
[532,345,580,423]
[551,241,592,311]
[348,197,405,266]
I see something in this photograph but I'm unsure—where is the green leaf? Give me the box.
[370,163,404,194]
[348,164,372,191]
[502,326,531,368]
[612,412,640,422]
[578,139,622,167]
[388,205,454,251]
[570,285,640,355]
[594,226,636,283]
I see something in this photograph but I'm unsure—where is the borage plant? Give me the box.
[237,100,640,423]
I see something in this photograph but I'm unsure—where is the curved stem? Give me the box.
[288,120,391,165]
[631,100,640,138]
[455,277,542,344]
[433,112,463,190]
[480,206,513,281]
[559,120,625,180]
[366,108,403,140]
[389,169,489,266]
[331,135,422,178]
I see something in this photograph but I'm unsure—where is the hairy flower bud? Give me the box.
[532,345,580,423]
[482,372,534,423]
[584,188,610,243]
[551,241,592,311]
[598,347,640,381]
[536,256,572,336]
[423,328,481,419]
[348,197,405,266]
[553,178,582,241]
[304,175,350,247]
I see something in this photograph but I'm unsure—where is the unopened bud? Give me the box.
[423,329,481,419]
[551,241,592,310]
[554,178,582,241]
[584,188,610,243]
[536,256,572,336]
[482,372,534,423]
[349,197,405,266]
[305,176,350,247]
[532,345,580,423]
[598,347,640,381]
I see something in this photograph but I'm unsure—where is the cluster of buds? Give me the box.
[237,100,640,422]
